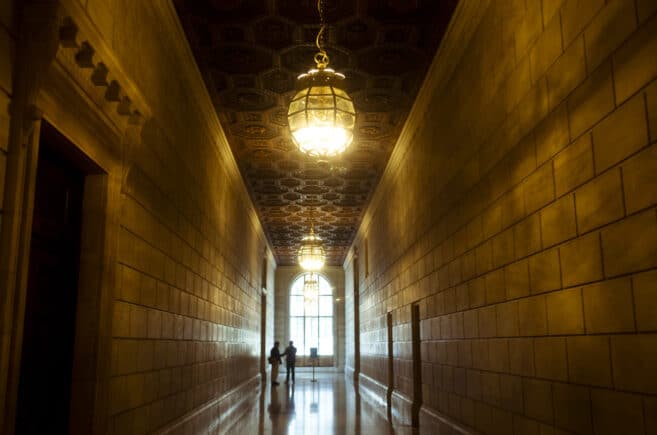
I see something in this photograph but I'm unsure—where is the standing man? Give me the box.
[282,340,297,384]
[269,341,282,386]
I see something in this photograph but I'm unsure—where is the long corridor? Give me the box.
[229,372,412,435]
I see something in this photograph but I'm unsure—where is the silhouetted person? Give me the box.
[269,341,282,385]
[282,340,297,384]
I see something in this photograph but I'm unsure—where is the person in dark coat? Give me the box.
[269,341,282,385]
[282,341,297,384]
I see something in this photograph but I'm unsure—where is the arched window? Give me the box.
[289,273,333,356]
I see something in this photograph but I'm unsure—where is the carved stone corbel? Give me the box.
[21,105,44,141]
[52,12,151,137]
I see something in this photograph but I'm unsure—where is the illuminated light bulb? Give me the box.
[287,54,355,157]
[297,228,326,271]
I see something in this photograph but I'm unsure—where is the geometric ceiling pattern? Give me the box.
[173,0,457,265]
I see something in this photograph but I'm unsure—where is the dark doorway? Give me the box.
[386,311,393,422]
[15,123,85,434]
[411,303,422,427]
[261,292,267,377]
[353,256,360,382]
[261,256,268,378]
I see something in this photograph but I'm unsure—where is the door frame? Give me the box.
[352,254,360,381]
[15,120,106,433]
[2,91,120,435]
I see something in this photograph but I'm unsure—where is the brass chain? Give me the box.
[309,203,315,233]
[314,0,329,68]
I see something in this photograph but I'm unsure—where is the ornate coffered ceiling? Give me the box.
[173,0,457,265]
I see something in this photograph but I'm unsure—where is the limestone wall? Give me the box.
[350,0,657,433]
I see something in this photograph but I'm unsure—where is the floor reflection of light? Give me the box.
[231,372,402,435]
[282,378,337,434]
[310,382,319,413]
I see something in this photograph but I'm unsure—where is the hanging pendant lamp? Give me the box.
[297,224,326,271]
[287,0,356,158]
[303,273,320,305]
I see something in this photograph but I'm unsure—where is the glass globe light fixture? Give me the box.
[297,226,326,271]
[287,1,355,157]
[287,69,355,157]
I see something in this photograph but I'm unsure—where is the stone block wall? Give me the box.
[110,122,267,434]
[349,0,657,433]
[82,2,274,432]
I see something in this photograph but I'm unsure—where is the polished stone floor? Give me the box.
[227,371,414,435]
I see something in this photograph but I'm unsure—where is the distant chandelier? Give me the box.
[287,0,356,158]
[297,225,326,271]
[303,273,320,304]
